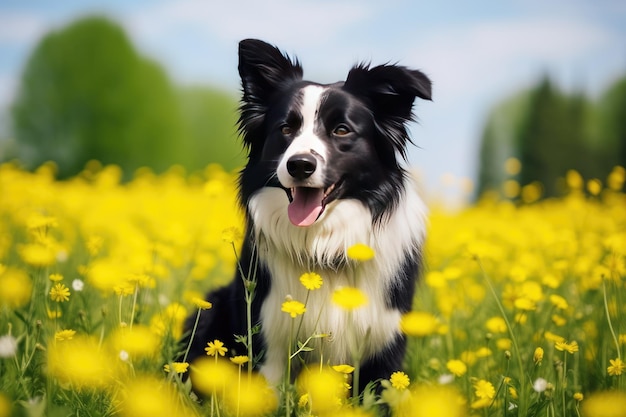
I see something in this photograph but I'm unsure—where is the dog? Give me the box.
[182,39,432,393]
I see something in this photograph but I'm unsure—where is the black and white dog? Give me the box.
[183,39,432,392]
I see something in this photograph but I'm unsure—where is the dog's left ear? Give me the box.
[344,64,432,157]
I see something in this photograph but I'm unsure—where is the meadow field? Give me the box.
[0,160,624,417]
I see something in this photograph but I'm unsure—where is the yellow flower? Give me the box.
[55,329,76,341]
[332,364,355,374]
[47,336,117,389]
[49,283,70,302]
[485,316,507,333]
[504,157,521,175]
[297,368,346,415]
[555,340,579,354]
[389,371,410,390]
[190,357,236,395]
[514,297,536,311]
[222,373,277,417]
[446,359,467,377]
[49,273,63,282]
[396,385,466,417]
[332,287,368,310]
[230,355,249,366]
[0,267,33,309]
[534,347,544,365]
[205,340,228,357]
[120,375,192,417]
[573,392,584,402]
[544,331,565,344]
[607,358,626,376]
[297,393,309,408]
[281,299,306,318]
[18,244,56,267]
[549,294,569,310]
[346,243,375,261]
[299,272,323,290]
[109,326,160,359]
[400,311,438,337]
[581,391,626,417]
[163,362,189,374]
[473,379,496,399]
[191,297,213,310]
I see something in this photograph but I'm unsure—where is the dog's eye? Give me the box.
[333,125,351,136]
[280,125,293,136]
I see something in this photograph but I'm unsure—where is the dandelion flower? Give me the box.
[72,279,84,291]
[163,362,189,374]
[573,392,584,402]
[190,357,236,395]
[0,335,18,358]
[191,297,213,310]
[474,379,496,400]
[533,378,548,393]
[607,358,626,376]
[446,359,467,377]
[555,340,579,354]
[397,384,466,417]
[49,273,63,282]
[55,329,76,341]
[47,336,117,389]
[282,299,306,318]
[205,339,227,357]
[298,393,309,408]
[332,364,355,374]
[549,294,568,310]
[0,267,33,309]
[230,355,249,366]
[389,371,410,390]
[222,373,277,417]
[49,283,70,302]
[299,272,323,290]
[297,368,346,415]
[400,311,438,337]
[533,347,544,365]
[346,243,375,261]
[332,287,368,310]
[581,391,626,417]
[485,316,507,333]
[120,375,192,417]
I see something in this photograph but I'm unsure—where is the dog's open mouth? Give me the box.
[286,183,338,227]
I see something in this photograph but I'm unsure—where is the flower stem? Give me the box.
[182,308,202,363]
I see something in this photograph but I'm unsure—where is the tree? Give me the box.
[597,76,626,170]
[176,87,245,172]
[11,16,184,178]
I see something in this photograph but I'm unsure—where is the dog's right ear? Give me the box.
[238,39,303,145]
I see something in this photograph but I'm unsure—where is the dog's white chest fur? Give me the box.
[248,177,427,384]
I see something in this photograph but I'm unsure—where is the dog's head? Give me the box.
[237,39,431,226]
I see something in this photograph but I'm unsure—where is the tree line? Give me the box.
[477,74,626,198]
[4,16,244,179]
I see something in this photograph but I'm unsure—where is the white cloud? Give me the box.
[125,0,373,48]
[410,17,615,99]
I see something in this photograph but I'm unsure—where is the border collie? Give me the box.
[183,39,432,392]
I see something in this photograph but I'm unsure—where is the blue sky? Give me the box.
[1,0,625,200]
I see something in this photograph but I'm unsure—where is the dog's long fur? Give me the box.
[182,39,432,392]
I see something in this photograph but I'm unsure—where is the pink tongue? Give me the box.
[288,188,324,226]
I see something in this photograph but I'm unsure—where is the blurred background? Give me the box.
[0,0,624,202]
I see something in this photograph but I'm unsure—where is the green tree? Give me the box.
[11,16,184,178]
[177,87,244,172]
[597,76,626,170]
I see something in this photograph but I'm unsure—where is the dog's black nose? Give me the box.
[287,154,317,180]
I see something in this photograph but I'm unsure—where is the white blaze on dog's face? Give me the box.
[276,85,330,227]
